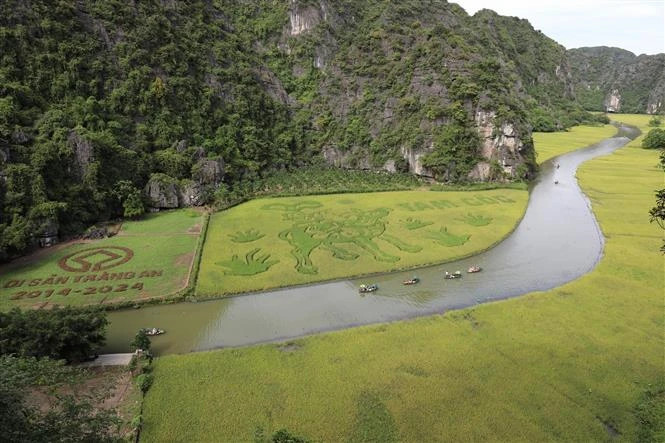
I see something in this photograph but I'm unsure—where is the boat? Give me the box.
[403,277,420,285]
[359,284,378,293]
[444,271,462,280]
[141,327,165,336]
[467,266,482,273]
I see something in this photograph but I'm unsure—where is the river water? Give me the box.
[103,126,638,355]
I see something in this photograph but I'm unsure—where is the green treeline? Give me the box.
[0,0,625,258]
[0,1,305,258]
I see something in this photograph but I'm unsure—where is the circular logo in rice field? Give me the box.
[58,247,134,273]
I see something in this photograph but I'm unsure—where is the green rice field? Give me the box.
[196,189,528,296]
[533,124,617,164]
[141,115,664,441]
[0,209,204,310]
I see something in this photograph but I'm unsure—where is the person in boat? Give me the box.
[556,163,560,169]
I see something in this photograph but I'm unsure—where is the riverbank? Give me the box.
[140,116,663,441]
[533,123,617,164]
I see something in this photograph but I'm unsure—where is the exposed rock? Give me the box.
[400,144,434,178]
[256,67,293,105]
[11,129,28,144]
[36,217,59,247]
[172,139,188,152]
[83,226,111,240]
[145,175,179,209]
[322,145,348,167]
[468,162,491,181]
[472,109,528,180]
[383,98,398,121]
[67,130,95,175]
[322,146,371,170]
[604,89,621,112]
[314,45,329,69]
[383,159,396,173]
[190,146,205,161]
[647,101,662,114]
[288,0,327,36]
[178,181,203,207]
[192,157,224,186]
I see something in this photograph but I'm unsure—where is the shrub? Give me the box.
[136,373,154,393]
[642,128,665,149]
[0,307,107,363]
[130,330,151,352]
[648,116,662,127]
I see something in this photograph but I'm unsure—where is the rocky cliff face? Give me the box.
[288,0,328,36]
[567,47,665,114]
[268,2,549,180]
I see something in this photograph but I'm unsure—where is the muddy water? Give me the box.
[103,126,638,355]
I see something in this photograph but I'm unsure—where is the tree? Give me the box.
[130,330,151,352]
[0,307,107,363]
[0,355,121,442]
[642,128,665,149]
[649,150,665,253]
[123,191,145,218]
[112,180,144,219]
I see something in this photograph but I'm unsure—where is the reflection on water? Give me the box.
[104,126,638,355]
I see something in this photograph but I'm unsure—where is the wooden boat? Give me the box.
[141,327,165,336]
[467,266,482,273]
[444,271,462,279]
[403,277,420,285]
[359,284,378,293]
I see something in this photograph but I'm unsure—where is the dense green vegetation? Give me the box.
[0,0,302,259]
[0,355,123,442]
[0,0,619,260]
[197,189,527,296]
[567,47,665,114]
[213,167,423,209]
[642,128,665,149]
[0,307,107,362]
[141,117,663,442]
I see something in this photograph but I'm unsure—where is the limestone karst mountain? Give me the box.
[0,0,661,257]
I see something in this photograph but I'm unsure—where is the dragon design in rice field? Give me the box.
[276,207,422,275]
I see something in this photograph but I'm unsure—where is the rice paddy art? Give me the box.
[215,248,279,276]
[228,229,265,243]
[197,190,528,296]
[457,213,493,227]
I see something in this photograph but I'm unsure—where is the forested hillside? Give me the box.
[567,46,665,114]
[0,0,650,259]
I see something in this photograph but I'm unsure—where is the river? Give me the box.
[103,125,638,355]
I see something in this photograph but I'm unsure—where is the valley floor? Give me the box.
[139,115,664,441]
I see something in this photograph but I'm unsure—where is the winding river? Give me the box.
[103,125,639,355]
